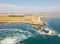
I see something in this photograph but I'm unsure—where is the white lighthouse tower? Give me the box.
[37,17,41,22]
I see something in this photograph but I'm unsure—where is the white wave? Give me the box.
[0,29,31,44]
[36,27,57,36]
[57,34,60,37]
[0,37,17,44]
[0,34,28,44]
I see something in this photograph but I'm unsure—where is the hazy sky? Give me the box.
[0,0,60,13]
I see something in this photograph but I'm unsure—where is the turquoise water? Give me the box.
[0,17,60,44]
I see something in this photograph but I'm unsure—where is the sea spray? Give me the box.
[36,27,57,36]
[0,29,31,44]
[0,37,17,44]
[57,34,60,37]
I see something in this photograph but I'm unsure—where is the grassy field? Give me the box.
[0,13,60,22]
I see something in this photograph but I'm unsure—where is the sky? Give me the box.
[0,0,60,13]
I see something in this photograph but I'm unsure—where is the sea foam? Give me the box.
[0,29,31,44]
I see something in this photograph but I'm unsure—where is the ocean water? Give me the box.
[0,17,60,44]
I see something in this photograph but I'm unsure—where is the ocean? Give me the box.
[0,17,60,44]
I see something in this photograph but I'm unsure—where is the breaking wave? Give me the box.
[36,27,60,38]
[0,27,60,44]
[0,29,31,44]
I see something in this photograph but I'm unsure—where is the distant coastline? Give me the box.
[0,13,60,17]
